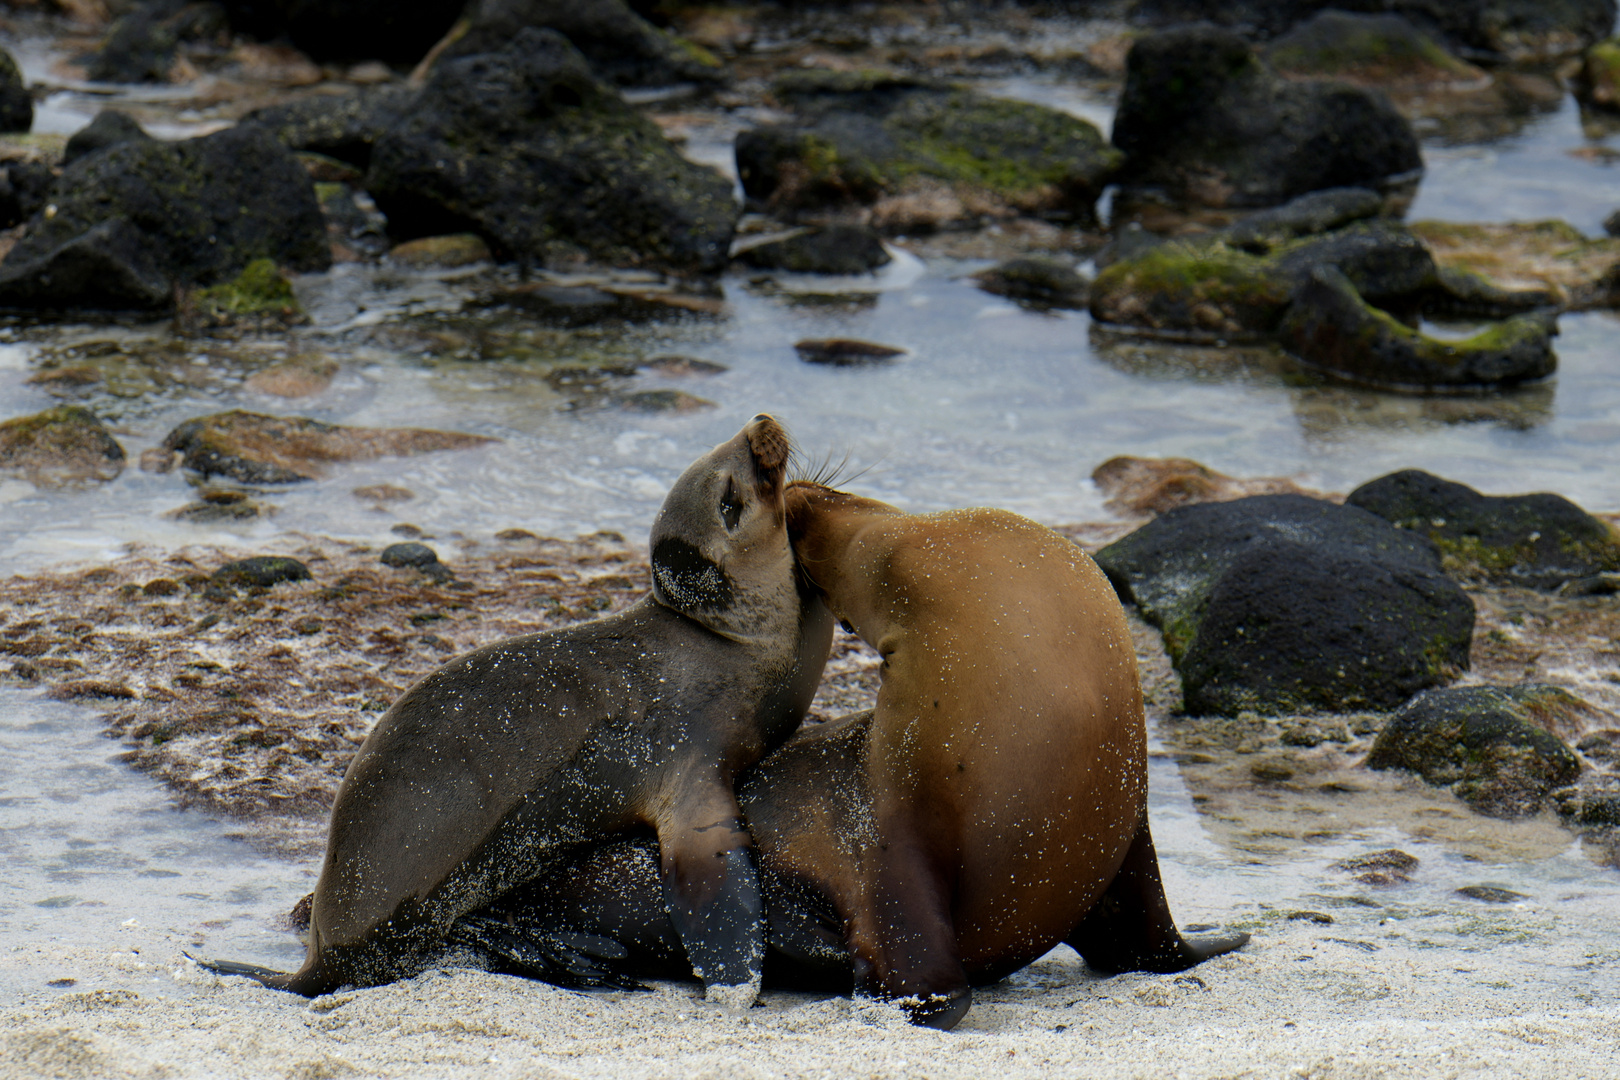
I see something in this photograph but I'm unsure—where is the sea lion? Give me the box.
[456,481,1247,1028]
[199,416,835,1006]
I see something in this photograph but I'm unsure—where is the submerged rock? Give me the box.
[1332,848,1418,886]
[367,28,736,273]
[1091,456,1311,518]
[1280,266,1557,392]
[149,409,496,483]
[1366,685,1586,818]
[1409,220,1620,311]
[389,234,492,269]
[735,70,1122,229]
[0,48,32,133]
[1111,25,1421,209]
[793,338,906,366]
[0,125,329,312]
[735,226,891,275]
[1346,469,1620,588]
[971,257,1089,309]
[0,405,125,487]
[1095,494,1474,716]
[446,0,724,88]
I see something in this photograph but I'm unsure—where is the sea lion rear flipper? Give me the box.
[657,794,767,1007]
[846,841,972,1030]
[444,914,648,993]
[1063,817,1249,974]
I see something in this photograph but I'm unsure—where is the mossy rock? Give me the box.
[186,259,305,325]
[389,234,493,269]
[445,0,726,89]
[1409,220,1620,311]
[1089,220,1437,337]
[0,404,124,487]
[1094,493,1474,717]
[972,257,1089,309]
[1266,11,1485,88]
[1366,685,1585,818]
[1579,37,1620,110]
[1280,266,1557,392]
[367,28,736,273]
[735,70,1121,227]
[152,409,496,484]
[0,125,330,313]
[1346,469,1620,588]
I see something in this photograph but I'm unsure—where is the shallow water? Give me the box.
[5,683,1614,1008]
[0,688,310,1005]
[1,17,1619,1013]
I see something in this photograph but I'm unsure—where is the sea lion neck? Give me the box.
[785,483,904,628]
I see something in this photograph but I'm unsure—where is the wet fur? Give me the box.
[200,417,835,1002]
[462,482,1246,1028]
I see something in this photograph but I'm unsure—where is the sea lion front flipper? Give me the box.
[656,788,766,1007]
[1064,816,1249,975]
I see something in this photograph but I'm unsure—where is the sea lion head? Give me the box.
[649,414,797,641]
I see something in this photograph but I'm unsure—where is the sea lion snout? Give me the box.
[743,413,791,479]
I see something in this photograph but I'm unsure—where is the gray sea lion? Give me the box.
[458,481,1247,1027]
[200,415,835,1006]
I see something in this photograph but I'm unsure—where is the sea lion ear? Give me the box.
[745,414,791,479]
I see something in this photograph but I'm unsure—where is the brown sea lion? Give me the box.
[198,416,835,1006]
[458,481,1247,1028]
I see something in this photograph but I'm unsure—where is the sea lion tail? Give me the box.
[445,914,648,993]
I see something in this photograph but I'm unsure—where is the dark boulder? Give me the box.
[242,85,419,170]
[1366,685,1586,818]
[1128,0,1615,63]
[1345,469,1620,588]
[735,70,1121,228]
[1280,266,1557,392]
[445,0,724,88]
[1111,25,1422,209]
[0,125,330,312]
[62,110,156,167]
[88,0,228,84]
[149,410,496,483]
[0,159,53,230]
[0,405,125,487]
[1094,493,1474,716]
[971,257,1090,309]
[220,0,465,65]
[735,226,891,275]
[367,28,737,273]
[0,48,31,133]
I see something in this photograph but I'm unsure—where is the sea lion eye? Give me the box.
[719,478,743,531]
